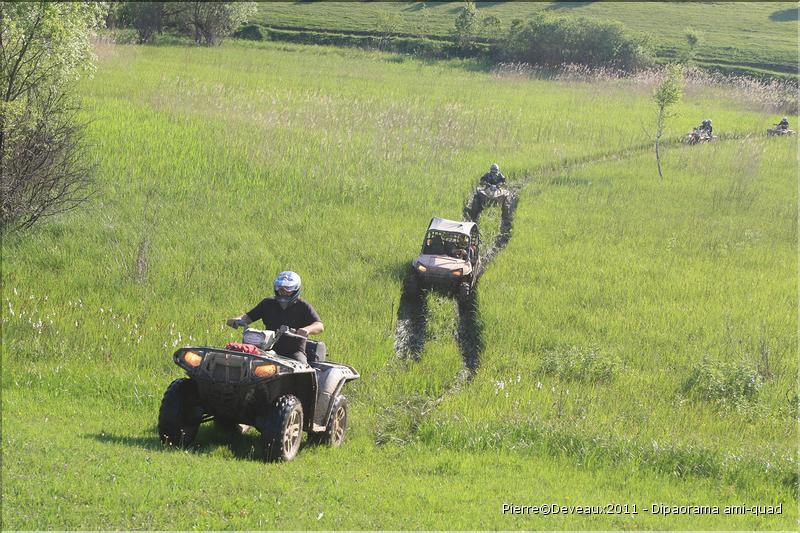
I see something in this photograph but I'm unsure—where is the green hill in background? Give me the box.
[253,1,799,78]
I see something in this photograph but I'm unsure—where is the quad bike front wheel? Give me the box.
[158,378,204,447]
[259,394,304,462]
[309,395,349,447]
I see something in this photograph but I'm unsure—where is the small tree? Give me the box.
[452,1,478,52]
[480,14,502,39]
[122,1,169,44]
[682,27,703,65]
[1,2,107,234]
[178,2,256,46]
[375,11,400,51]
[653,64,684,179]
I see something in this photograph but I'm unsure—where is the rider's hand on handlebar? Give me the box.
[227,318,248,329]
[296,328,309,338]
[277,324,290,334]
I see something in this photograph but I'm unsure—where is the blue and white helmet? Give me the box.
[273,271,301,309]
[490,163,500,174]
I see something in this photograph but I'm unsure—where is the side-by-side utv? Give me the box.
[412,217,480,301]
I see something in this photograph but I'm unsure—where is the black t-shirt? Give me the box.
[481,172,506,185]
[246,297,321,331]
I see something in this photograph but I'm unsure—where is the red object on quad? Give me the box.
[224,342,262,355]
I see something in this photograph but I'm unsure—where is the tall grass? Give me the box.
[2,41,796,529]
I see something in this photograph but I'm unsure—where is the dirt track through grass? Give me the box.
[388,133,763,441]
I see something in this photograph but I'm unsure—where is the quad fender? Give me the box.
[276,373,317,431]
[310,362,359,429]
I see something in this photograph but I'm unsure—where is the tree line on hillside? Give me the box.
[107,2,256,46]
[452,2,652,70]
[114,1,653,71]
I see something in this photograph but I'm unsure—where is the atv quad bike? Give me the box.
[412,217,480,301]
[158,325,359,462]
[466,183,510,220]
[767,127,795,136]
[684,128,716,145]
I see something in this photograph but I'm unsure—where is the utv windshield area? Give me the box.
[423,231,469,256]
[420,217,479,259]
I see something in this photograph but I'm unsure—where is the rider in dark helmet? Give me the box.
[698,119,713,136]
[226,271,324,364]
[777,117,790,131]
[480,163,506,186]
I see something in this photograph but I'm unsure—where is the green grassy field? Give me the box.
[253,1,799,77]
[2,40,797,529]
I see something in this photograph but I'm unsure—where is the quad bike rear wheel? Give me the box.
[259,394,304,462]
[309,395,349,447]
[158,378,203,447]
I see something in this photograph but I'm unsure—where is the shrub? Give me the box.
[682,358,763,406]
[538,346,622,383]
[233,24,264,41]
[1,3,107,234]
[499,13,652,71]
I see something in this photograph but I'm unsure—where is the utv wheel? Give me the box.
[310,395,349,447]
[458,282,471,302]
[260,395,303,462]
[406,271,419,296]
[158,378,203,447]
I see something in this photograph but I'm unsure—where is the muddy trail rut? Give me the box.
[394,183,521,371]
[382,137,757,443]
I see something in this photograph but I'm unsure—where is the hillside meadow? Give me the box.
[2,40,797,529]
[253,1,799,78]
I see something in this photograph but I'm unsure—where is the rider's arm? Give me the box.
[226,313,252,329]
[296,302,323,337]
[298,321,324,337]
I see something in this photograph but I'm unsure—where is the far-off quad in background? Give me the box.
[158,326,359,462]
[767,127,795,136]
[683,127,717,145]
[412,217,480,301]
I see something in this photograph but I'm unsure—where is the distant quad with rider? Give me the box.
[412,217,480,301]
[685,119,716,145]
[467,163,511,220]
[768,117,794,136]
[158,272,359,462]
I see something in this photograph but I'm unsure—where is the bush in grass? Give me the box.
[233,24,264,41]
[538,346,622,383]
[683,358,763,406]
[1,2,107,235]
[499,13,652,71]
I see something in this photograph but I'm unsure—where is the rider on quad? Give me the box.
[698,119,713,137]
[480,163,506,187]
[226,271,324,365]
[776,117,790,131]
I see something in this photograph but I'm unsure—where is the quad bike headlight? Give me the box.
[254,364,278,378]
[452,269,463,277]
[182,351,203,368]
[417,264,427,272]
